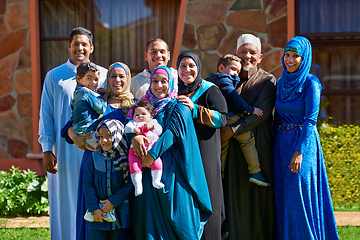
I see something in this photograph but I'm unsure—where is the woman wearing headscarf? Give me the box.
[131,66,212,240]
[62,62,135,240]
[176,51,228,240]
[274,36,339,239]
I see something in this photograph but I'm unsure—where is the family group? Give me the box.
[38,27,339,240]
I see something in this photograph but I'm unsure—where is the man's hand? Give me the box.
[68,127,95,150]
[132,135,150,159]
[43,151,58,174]
[220,126,234,142]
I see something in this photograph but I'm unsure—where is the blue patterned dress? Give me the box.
[274,75,339,239]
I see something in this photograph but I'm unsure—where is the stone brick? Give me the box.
[17,46,31,69]
[218,28,247,55]
[201,52,220,78]
[0,16,9,39]
[0,0,6,15]
[226,11,267,33]
[0,147,11,159]
[182,24,197,50]
[7,138,28,158]
[263,0,273,10]
[0,29,27,60]
[24,118,33,151]
[259,49,283,72]
[270,65,283,79]
[268,0,287,21]
[0,135,6,148]
[187,2,232,25]
[197,24,227,51]
[6,2,29,30]
[0,54,18,96]
[17,93,32,118]
[15,70,31,93]
[267,16,287,48]
[260,38,272,54]
[0,110,26,141]
[230,0,262,10]
[0,95,15,112]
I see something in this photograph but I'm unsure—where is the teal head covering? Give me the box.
[277,36,312,102]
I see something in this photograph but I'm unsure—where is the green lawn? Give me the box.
[0,226,359,240]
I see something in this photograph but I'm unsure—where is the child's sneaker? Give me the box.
[249,172,270,186]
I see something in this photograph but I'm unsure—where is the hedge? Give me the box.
[319,124,360,211]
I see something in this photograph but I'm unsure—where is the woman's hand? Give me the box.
[132,135,150,159]
[68,127,95,151]
[177,95,194,111]
[100,199,114,213]
[220,126,234,142]
[289,151,302,173]
[142,154,155,168]
[93,209,105,222]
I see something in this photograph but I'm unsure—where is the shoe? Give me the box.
[249,172,270,186]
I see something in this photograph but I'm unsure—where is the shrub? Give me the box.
[319,124,360,210]
[0,166,49,217]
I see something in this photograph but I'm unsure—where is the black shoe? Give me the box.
[249,172,270,186]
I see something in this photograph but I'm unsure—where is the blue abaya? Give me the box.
[273,75,339,240]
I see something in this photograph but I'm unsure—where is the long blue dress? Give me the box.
[131,98,213,240]
[273,75,339,239]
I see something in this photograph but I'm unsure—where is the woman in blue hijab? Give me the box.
[273,36,339,239]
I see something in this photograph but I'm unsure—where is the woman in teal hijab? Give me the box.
[274,36,339,239]
[131,66,212,240]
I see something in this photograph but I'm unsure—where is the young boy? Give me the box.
[83,119,132,239]
[71,62,106,150]
[125,99,164,196]
[206,54,269,186]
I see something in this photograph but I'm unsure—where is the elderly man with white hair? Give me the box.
[221,34,277,240]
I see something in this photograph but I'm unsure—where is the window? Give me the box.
[39,0,181,84]
[297,0,360,124]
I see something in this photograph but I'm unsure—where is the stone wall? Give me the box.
[0,0,32,158]
[181,0,287,79]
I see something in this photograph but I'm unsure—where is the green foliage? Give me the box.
[0,228,50,240]
[319,124,360,209]
[0,166,49,217]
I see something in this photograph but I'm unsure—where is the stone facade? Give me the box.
[0,0,289,160]
[181,0,287,79]
[0,0,31,158]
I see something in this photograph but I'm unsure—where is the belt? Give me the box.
[280,123,303,132]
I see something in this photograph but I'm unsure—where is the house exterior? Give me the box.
[0,0,358,174]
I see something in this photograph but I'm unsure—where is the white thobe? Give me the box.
[38,59,107,240]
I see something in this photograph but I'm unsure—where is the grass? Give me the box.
[0,227,358,239]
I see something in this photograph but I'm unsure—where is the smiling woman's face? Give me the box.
[178,57,198,84]
[150,73,169,99]
[109,67,127,95]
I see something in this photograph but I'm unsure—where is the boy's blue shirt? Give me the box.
[206,72,254,115]
[71,84,106,134]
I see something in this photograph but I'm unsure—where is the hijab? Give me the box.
[139,66,178,117]
[176,51,203,95]
[277,36,312,102]
[104,62,134,108]
[95,118,129,170]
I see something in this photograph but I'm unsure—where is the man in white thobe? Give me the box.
[38,27,107,240]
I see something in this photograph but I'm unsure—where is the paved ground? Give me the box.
[0,212,359,228]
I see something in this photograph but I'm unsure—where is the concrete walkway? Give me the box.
[0,212,359,228]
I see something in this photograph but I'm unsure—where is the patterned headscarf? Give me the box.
[139,66,177,117]
[95,119,129,170]
[277,36,312,102]
[176,51,203,95]
[104,62,134,108]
